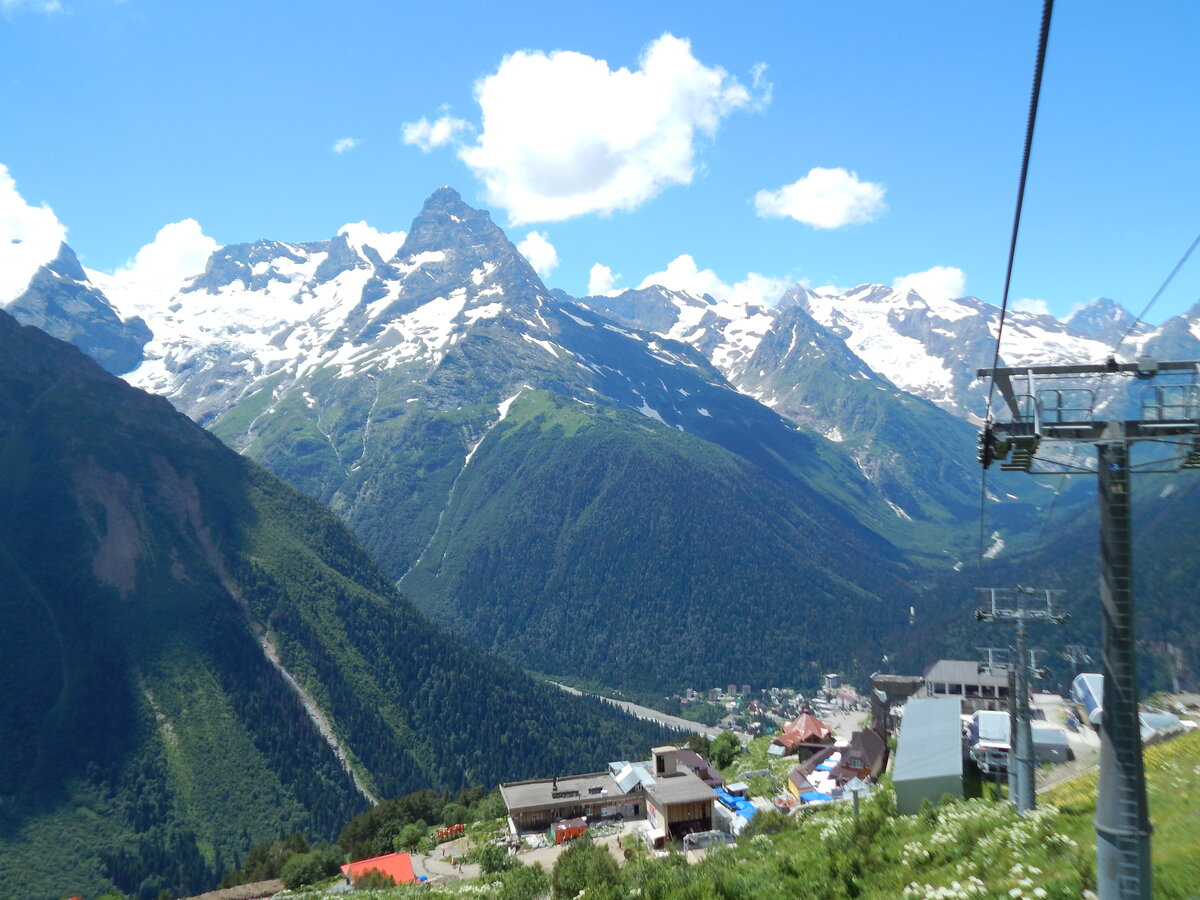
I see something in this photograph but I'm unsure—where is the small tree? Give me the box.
[710,731,740,769]
[551,833,620,899]
[684,732,713,759]
[392,821,427,852]
[279,843,343,889]
[499,862,549,900]
[477,841,514,874]
[353,869,397,890]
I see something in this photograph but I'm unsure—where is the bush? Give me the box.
[711,731,740,769]
[551,833,620,899]
[498,862,549,900]
[391,821,428,852]
[353,869,396,890]
[278,843,343,889]
[477,841,514,874]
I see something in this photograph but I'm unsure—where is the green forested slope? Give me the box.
[0,310,671,900]
[400,390,914,692]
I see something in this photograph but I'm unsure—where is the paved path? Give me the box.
[551,683,723,739]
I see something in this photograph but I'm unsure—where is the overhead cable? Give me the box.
[1111,230,1200,356]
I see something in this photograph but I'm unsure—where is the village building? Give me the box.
[499,771,639,832]
[769,711,835,757]
[830,727,887,782]
[341,852,417,886]
[499,746,717,846]
[923,659,1010,712]
[642,747,716,847]
[674,748,725,787]
[893,697,964,814]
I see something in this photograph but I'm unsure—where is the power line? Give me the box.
[977,0,1056,580]
[1112,230,1200,356]
[983,0,1056,425]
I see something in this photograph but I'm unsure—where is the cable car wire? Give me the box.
[1111,231,1200,357]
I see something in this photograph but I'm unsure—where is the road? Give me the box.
[551,683,723,739]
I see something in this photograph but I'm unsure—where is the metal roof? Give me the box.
[924,659,1008,687]
[499,772,627,813]
[893,697,964,784]
[644,771,716,806]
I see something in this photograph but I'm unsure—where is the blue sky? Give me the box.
[2,0,1198,322]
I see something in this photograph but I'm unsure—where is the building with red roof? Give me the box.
[770,712,835,756]
[341,851,417,886]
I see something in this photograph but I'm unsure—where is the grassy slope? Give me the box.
[357,729,1199,900]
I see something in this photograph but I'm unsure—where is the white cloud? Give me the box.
[1013,297,1050,316]
[1,0,62,17]
[114,219,217,285]
[332,137,360,154]
[402,114,470,153]
[892,266,966,304]
[457,34,765,224]
[0,163,68,305]
[339,221,407,262]
[89,218,218,318]
[588,263,622,296]
[637,254,787,307]
[755,167,886,230]
[516,230,559,278]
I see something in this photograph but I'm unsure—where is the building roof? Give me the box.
[788,768,815,794]
[500,772,627,813]
[342,852,416,885]
[773,712,834,752]
[675,748,725,786]
[893,697,964,783]
[924,659,1008,687]
[1031,724,1070,747]
[832,728,886,779]
[644,771,716,806]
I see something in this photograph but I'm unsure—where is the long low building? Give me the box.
[894,697,963,815]
[499,771,641,832]
[500,746,715,844]
[923,659,1010,712]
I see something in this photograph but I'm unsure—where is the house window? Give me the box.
[949,684,963,695]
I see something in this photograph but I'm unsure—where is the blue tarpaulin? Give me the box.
[801,791,833,802]
[713,788,757,819]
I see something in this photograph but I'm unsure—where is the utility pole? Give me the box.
[978,357,1200,900]
[975,588,1068,813]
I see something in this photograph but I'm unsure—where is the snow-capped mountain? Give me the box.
[1063,296,1149,345]
[579,280,1200,425]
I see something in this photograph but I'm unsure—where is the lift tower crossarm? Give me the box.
[977,356,1200,900]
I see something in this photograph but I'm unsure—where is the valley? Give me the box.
[1,187,1197,900]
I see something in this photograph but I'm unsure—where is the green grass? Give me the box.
[316,730,1200,900]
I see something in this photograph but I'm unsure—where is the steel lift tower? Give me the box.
[978,357,1200,900]
[976,589,1068,813]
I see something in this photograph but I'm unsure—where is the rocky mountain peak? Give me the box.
[45,241,88,282]
[1064,296,1142,344]
[399,186,503,259]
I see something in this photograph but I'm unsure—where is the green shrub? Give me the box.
[551,833,620,899]
[278,843,343,889]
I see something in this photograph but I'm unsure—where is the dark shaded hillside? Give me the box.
[400,389,914,692]
[0,309,672,900]
[890,466,1200,693]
